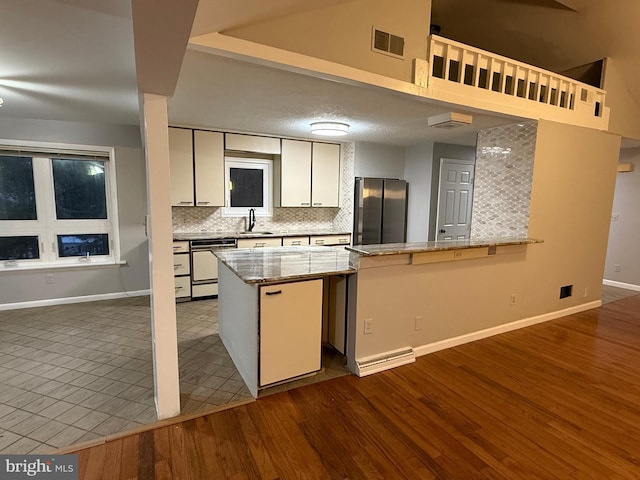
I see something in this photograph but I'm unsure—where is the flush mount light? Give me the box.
[310,122,349,136]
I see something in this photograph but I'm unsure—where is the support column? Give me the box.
[140,93,181,419]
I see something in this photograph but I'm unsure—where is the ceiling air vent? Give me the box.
[372,27,404,58]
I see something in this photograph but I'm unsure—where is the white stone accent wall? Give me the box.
[172,142,354,233]
[471,122,537,238]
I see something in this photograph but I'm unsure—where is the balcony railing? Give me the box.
[414,36,609,130]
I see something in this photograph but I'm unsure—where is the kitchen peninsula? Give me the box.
[216,237,542,397]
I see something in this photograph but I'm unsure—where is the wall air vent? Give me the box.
[428,112,473,129]
[372,27,405,58]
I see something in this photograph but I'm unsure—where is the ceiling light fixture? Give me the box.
[310,122,349,136]
[0,97,4,107]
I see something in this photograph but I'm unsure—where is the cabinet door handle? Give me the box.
[197,201,210,205]
[292,241,301,245]
[301,202,310,206]
[313,202,322,206]
[315,239,324,245]
[175,286,184,290]
[174,264,182,268]
[265,290,282,296]
[255,242,265,247]
[178,201,192,205]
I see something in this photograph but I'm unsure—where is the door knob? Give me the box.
[439,229,446,234]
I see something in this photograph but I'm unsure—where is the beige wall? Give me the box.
[223,0,431,83]
[603,58,640,140]
[349,120,620,360]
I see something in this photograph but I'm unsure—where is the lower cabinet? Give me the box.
[237,237,283,249]
[310,234,351,246]
[259,279,323,386]
[174,275,191,299]
[282,236,310,246]
[173,241,191,299]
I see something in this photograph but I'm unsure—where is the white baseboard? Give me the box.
[602,279,640,291]
[0,289,151,311]
[414,301,602,358]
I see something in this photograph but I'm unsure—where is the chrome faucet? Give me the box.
[247,208,256,232]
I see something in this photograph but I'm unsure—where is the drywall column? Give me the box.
[140,93,181,419]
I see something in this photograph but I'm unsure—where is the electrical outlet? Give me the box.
[45,274,54,284]
[363,318,373,335]
[510,294,517,306]
[415,315,423,331]
[615,264,621,272]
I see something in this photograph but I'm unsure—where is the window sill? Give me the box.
[0,260,128,273]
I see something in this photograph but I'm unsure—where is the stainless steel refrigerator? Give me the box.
[353,177,408,245]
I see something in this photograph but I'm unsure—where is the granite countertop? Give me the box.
[173,230,351,241]
[216,246,355,284]
[347,237,543,256]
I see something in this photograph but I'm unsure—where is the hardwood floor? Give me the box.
[72,295,640,479]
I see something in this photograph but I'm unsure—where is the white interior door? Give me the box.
[436,158,475,241]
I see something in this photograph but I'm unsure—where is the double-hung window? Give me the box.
[0,144,119,269]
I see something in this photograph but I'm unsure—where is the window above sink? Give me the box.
[223,157,272,217]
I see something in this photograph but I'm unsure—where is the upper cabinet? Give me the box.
[225,133,281,154]
[311,143,340,207]
[194,130,224,207]
[278,140,340,208]
[169,128,224,207]
[169,128,194,207]
[280,139,312,207]
[170,128,339,209]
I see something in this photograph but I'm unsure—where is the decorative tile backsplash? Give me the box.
[471,122,538,239]
[172,142,355,234]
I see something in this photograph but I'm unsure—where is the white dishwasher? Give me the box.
[259,279,323,386]
[191,238,237,298]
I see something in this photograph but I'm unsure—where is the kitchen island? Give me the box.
[215,246,354,397]
[216,237,546,395]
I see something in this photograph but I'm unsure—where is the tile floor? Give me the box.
[0,296,251,454]
[601,284,640,304]
[0,295,350,454]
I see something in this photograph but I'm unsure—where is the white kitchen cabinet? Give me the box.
[194,130,224,207]
[225,133,281,154]
[173,253,190,276]
[282,236,310,246]
[237,237,282,249]
[173,241,191,300]
[169,128,194,206]
[259,279,323,386]
[310,234,351,246]
[280,139,312,207]
[311,143,340,207]
[172,241,189,253]
[174,275,191,299]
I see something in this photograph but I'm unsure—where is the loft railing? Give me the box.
[415,35,609,129]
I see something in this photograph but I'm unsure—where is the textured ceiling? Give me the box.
[0,0,139,125]
[168,50,521,147]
